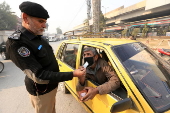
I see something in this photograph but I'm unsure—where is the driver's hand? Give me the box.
[80,87,99,102]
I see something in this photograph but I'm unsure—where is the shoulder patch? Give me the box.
[8,30,21,40]
[18,47,30,57]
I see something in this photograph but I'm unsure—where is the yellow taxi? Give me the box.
[55,37,170,113]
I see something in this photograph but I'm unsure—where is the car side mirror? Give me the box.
[110,98,132,113]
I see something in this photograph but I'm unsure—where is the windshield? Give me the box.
[112,42,170,112]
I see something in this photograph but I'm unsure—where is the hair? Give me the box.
[83,47,98,55]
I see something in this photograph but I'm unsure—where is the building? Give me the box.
[73,0,170,38]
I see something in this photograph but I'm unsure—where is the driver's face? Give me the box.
[83,51,94,58]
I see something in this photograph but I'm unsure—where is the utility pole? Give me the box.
[86,0,91,33]
[92,0,101,33]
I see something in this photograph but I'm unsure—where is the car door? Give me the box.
[55,42,81,97]
[103,46,148,113]
[75,44,144,113]
[56,42,146,113]
[75,45,119,113]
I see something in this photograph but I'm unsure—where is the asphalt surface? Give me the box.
[0,41,87,113]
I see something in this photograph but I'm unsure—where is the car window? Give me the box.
[81,45,127,100]
[61,43,79,69]
[112,42,170,112]
[81,45,100,65]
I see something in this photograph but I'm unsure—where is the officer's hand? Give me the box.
[77,66,86,85]
[73,68,86,77]
[78,66,84,70]
[80,87,99,102]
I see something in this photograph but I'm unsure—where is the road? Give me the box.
[0,41,87,113]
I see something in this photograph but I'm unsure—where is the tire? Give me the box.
[0,62,4,73]
[59,82,70,94]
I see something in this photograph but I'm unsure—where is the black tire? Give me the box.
[59,82,70,94]
[0,62,4,73]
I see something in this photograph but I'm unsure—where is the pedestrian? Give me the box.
[6,1,86,113]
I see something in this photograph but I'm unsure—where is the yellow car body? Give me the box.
[55,38,170,113]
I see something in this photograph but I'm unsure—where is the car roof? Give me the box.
[65,38,137,46]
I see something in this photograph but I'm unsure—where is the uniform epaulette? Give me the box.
[8,30,21,40]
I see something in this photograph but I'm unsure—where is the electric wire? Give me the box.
[66,0,86,31]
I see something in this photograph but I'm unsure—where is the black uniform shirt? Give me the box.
[6,27,73,96]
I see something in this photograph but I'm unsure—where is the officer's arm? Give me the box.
[8,42,73,84]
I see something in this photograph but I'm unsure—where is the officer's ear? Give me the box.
[22,13,29,24]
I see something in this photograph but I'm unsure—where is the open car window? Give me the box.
[81,45,127,100]
[112,42,170,112]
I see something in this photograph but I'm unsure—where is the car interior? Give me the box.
[81,46,127,100]
[58,43,128,100]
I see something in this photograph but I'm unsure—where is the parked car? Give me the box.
[41,36,49,43]
[55,38,170,113]
[49,36,57,42]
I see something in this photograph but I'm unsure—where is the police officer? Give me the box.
[6,1,86,113]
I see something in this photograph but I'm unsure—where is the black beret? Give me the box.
[19,1,49,19]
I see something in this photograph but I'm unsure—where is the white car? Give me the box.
[49,36,57,42]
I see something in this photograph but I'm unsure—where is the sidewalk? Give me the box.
[137,38,170,61]
[137,38,170,50]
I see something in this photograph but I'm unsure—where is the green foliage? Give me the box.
[142,23,149,37]
[126,26,133,37]
[157,27,166,36]
[83,11,106,33]
[131,28,140,37]
[0,1,17,30]
[0,1,10,12]
[56,27,62,34]
[99,11,106,32]
[121,29,128,37]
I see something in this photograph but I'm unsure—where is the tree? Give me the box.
[99,11,106,32]
[83,11,106,33]
[0,1,17,30]
[56,27,62,34]
[121,29,128,38]
[142,23,149,38]
[131,28,140,37]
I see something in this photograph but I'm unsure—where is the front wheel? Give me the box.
[0,62,4,73]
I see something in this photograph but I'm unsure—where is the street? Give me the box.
[0,41,87,113]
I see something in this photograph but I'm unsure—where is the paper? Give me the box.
[83,62,89,68]
[80,92,86,97]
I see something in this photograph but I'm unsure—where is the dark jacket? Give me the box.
[77,58,120,95]
[6,27,73,96]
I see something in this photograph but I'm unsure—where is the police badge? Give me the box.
[18,47,30,57]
